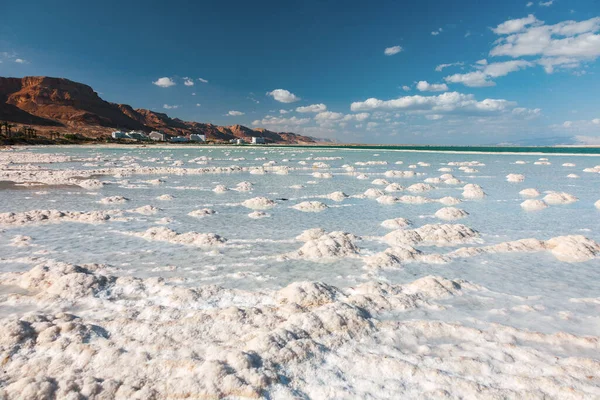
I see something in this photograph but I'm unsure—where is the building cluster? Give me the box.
[229,137,266,145]
[111,130,206,143]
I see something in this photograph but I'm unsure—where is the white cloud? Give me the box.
[227,110,245,116]
[526,1,534,6]
[14,58,27,64]
[279,109,289,114]
[153,77,176,88]
[476,59,488,65]
[196,103,201,107]
[191,92,196,96]
[296,103,327,113]
[512,107,542,119]
[350,92,516,115]
[252,116,311,126]
[402,85,411,91]
[593,118,600,124]
[163,104,180,109]
[435,62,464,71]
[490,16,600,73]
[183,77,194,86]
[426,114,444,120]
[563,121,573,127]
[416,81,449,92]
[539,0,553,6]
[198,78,208,83]
[266,89,300,103]
[367,122,379,130]
[431,28,443,36]
[492,14,540,35]
[384,46,403,56]
[445,60,533,87]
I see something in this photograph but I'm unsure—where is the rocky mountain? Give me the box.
[0,76,316,143]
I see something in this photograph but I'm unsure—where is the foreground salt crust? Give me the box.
[0,209,118,227]
[283,230,361,260]
[384,224,479,247]
[292,201,328,212]
[241,197,277,210]
[1,259,597,399]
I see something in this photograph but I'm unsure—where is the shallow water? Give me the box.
[0,145,599,399]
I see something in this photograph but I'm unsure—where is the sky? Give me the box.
[1,0,600,145]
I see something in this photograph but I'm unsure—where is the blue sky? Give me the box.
[2,0,599,144]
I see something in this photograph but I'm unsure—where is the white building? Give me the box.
[111,131,127,139]
[189,134,206,142]
[149,131,168,141]
[251,137,265,144]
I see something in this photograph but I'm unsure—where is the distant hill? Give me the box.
[0,76,317,143]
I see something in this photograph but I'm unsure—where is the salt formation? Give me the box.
[126,227,226,247]
[506,173,525,182]
[0,209,116,227]
[9,235,32,247]
[235,181,253,191]
[241,197,277,210]
[596,199,600,209]
[312,172,333,179]
[356,173,369,180]
[188,208,217,218]
[519,188,540,198]
[284,230,360,260]
[434,207,469,221]
[462,183,486,199]
[371,179,389,185]
[376,195,398,205]
[449,235,599,263]
[406,183,434,193]
[325,191,348,201]
[567,173,579,178]
[156,194,174,201]
[213,184,229,193]
[248,211,270,219]
[384,183,404,192]
[364,188,385,198]
[384,170,416,178]
[130,205,160,215]
[296,228,326,241]
[384,224,479,247]
[543,191,578,205]
[98,196,129,204]
[289,184,305,189]
[520,199,548,211]
[364,246,448,270]
[563,162,576,167]
[437,196,462,206]
[381,218,412,229]
[292,201,328,212]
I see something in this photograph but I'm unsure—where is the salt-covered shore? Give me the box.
[1,146,599,399]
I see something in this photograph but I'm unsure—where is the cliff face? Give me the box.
[0,76,316,143]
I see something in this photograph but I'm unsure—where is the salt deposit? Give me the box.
[213,184,230,193]
[126,226,226,247]
[506,173,525,182]
[519,188,540,197]
[543,191,578,205]
[292,201,329,212]
[406,183,434,193]
[245,211,268,219]
[434,207,469,221]
[156,194,174,201]
[1,146,599,399]
[520,199,548,211]
[462,183,486,199]
[381,217,412,229]
[241,197,277,209]
[98,196,129,204]
[188,208,217,218]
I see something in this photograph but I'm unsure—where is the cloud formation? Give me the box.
[227,110,245,116]
[416,81,449,92]
[153,77,176,88]
[163,104,180,109]
[183,78,194,86]
[384,46,403,55]
[266,89,300,103]
[296,104,327,113]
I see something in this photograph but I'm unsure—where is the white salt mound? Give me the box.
[543,192,578,205]
[242,197,277,210]
[434,207,469,221]
[364,188,385,198]
[519,188,540,198]
[129,227,226,247]
[156,194,174,201]
[326,191,348,201]
[292,201,328,212]
[235,181,253,191]
[381,218,412,229]
[248,211,270,219]
[213,185,229,193]
[188,208,217,218]
[286,231,360,260]
[462,184,486,199]
[130,205,160,215]
[407,183,434,193]
[384,183,404,192]
[506,174,525,182]
[98,196,129,204]
[520,199,548,211]
[371,179,389,185]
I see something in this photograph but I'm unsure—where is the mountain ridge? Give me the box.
[0,76,318,143]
